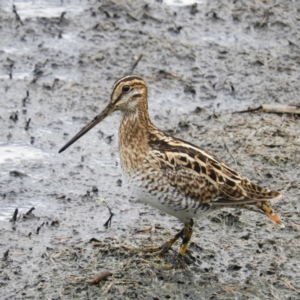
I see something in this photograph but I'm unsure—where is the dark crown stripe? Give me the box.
[112,75,144,94]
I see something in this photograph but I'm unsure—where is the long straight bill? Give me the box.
[59,104,113,153]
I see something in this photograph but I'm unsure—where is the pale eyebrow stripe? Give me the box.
[111,75,144,95]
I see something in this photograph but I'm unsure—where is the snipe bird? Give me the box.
[59,75,284,265]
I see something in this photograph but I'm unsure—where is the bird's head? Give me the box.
[59,75,147,153]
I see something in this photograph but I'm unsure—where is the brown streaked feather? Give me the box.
[158,158,219,203]
[148,129,281,205]
[148,130,283,227]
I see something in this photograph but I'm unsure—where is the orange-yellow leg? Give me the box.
[179,219,194,257]
[125,227,185,255]
[124,219,194,266]
[176,219,194,268]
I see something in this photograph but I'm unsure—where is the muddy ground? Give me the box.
[0,0,300,299]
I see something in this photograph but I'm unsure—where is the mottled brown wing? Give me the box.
[149,132,281,205]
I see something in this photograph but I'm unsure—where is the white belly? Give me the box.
[128,178,218,223]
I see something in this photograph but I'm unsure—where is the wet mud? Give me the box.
[0,0,300,299]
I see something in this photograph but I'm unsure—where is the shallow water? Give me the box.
[0,143,52,220]
[0,142,48,166]
[2,0,85,18]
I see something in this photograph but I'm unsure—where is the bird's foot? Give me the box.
[123,219,194,269]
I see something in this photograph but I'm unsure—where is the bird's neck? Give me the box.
[118,104,156,174]
[119,105,153,147]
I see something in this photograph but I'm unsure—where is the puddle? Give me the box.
[3,0,85,18]
[0,198,47,222]
[0,143,52,221]
[0,71,31,80]
[0,140,118,221]
[0,142,49,166]
[164,0,205,5]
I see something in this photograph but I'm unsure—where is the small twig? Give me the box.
[25,118,31,131]
[52,78,59,89]
[142,12,162,23]
[280,181,292,194]
[42,59,49,67]
[233,104,300,115]
[12,5,23,26]
[253,166,264,179]
[232,105,262,114]
[22,91,29,107]
[8,63,14,79]
[157,70,180,79]
[259,9,269,27]
[36,222,45,234]
[281,278,299,293]
[103,202,114,228]
[59,11,66,24]
[127,12,139,21]
[223,138,237,167]
[262,104,300,114]
[30,77,39,84]
[10,208,18,222]
[25,207,35,215]
[2,249,9,261]
[130,54,143,73]
[212,109,219,119]
[9,111,18,122]
[89,237,102,243]
[102,276,115,295]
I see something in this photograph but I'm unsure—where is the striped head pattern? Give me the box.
[59,75,147,153]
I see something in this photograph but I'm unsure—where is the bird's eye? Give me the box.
[122,85,131,93]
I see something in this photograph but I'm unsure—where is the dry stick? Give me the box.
[281,278,299,293]
[232,105,262,114]
[2,249,9,261]
[52,78,59,89]
[223,138,237,167]
[130,54,143,74]
[233,104,300,115]
[42,59,49,68]
[127,12,139,21]
[260,9,270,27]
[142,12,162,23]
[12,5,23,26]
[262,104,300,114]
[25,118,31,131]
[59,11,66,24]
[22,91,29,106]
[8,63,14,79]
[10,208,18,222]
[281,181,292,194]
[103,202,114,228]
[102,277,115,295]
[25,207,35,215]
[36,222,45,234]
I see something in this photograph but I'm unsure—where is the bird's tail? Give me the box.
[255,201,284,228]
